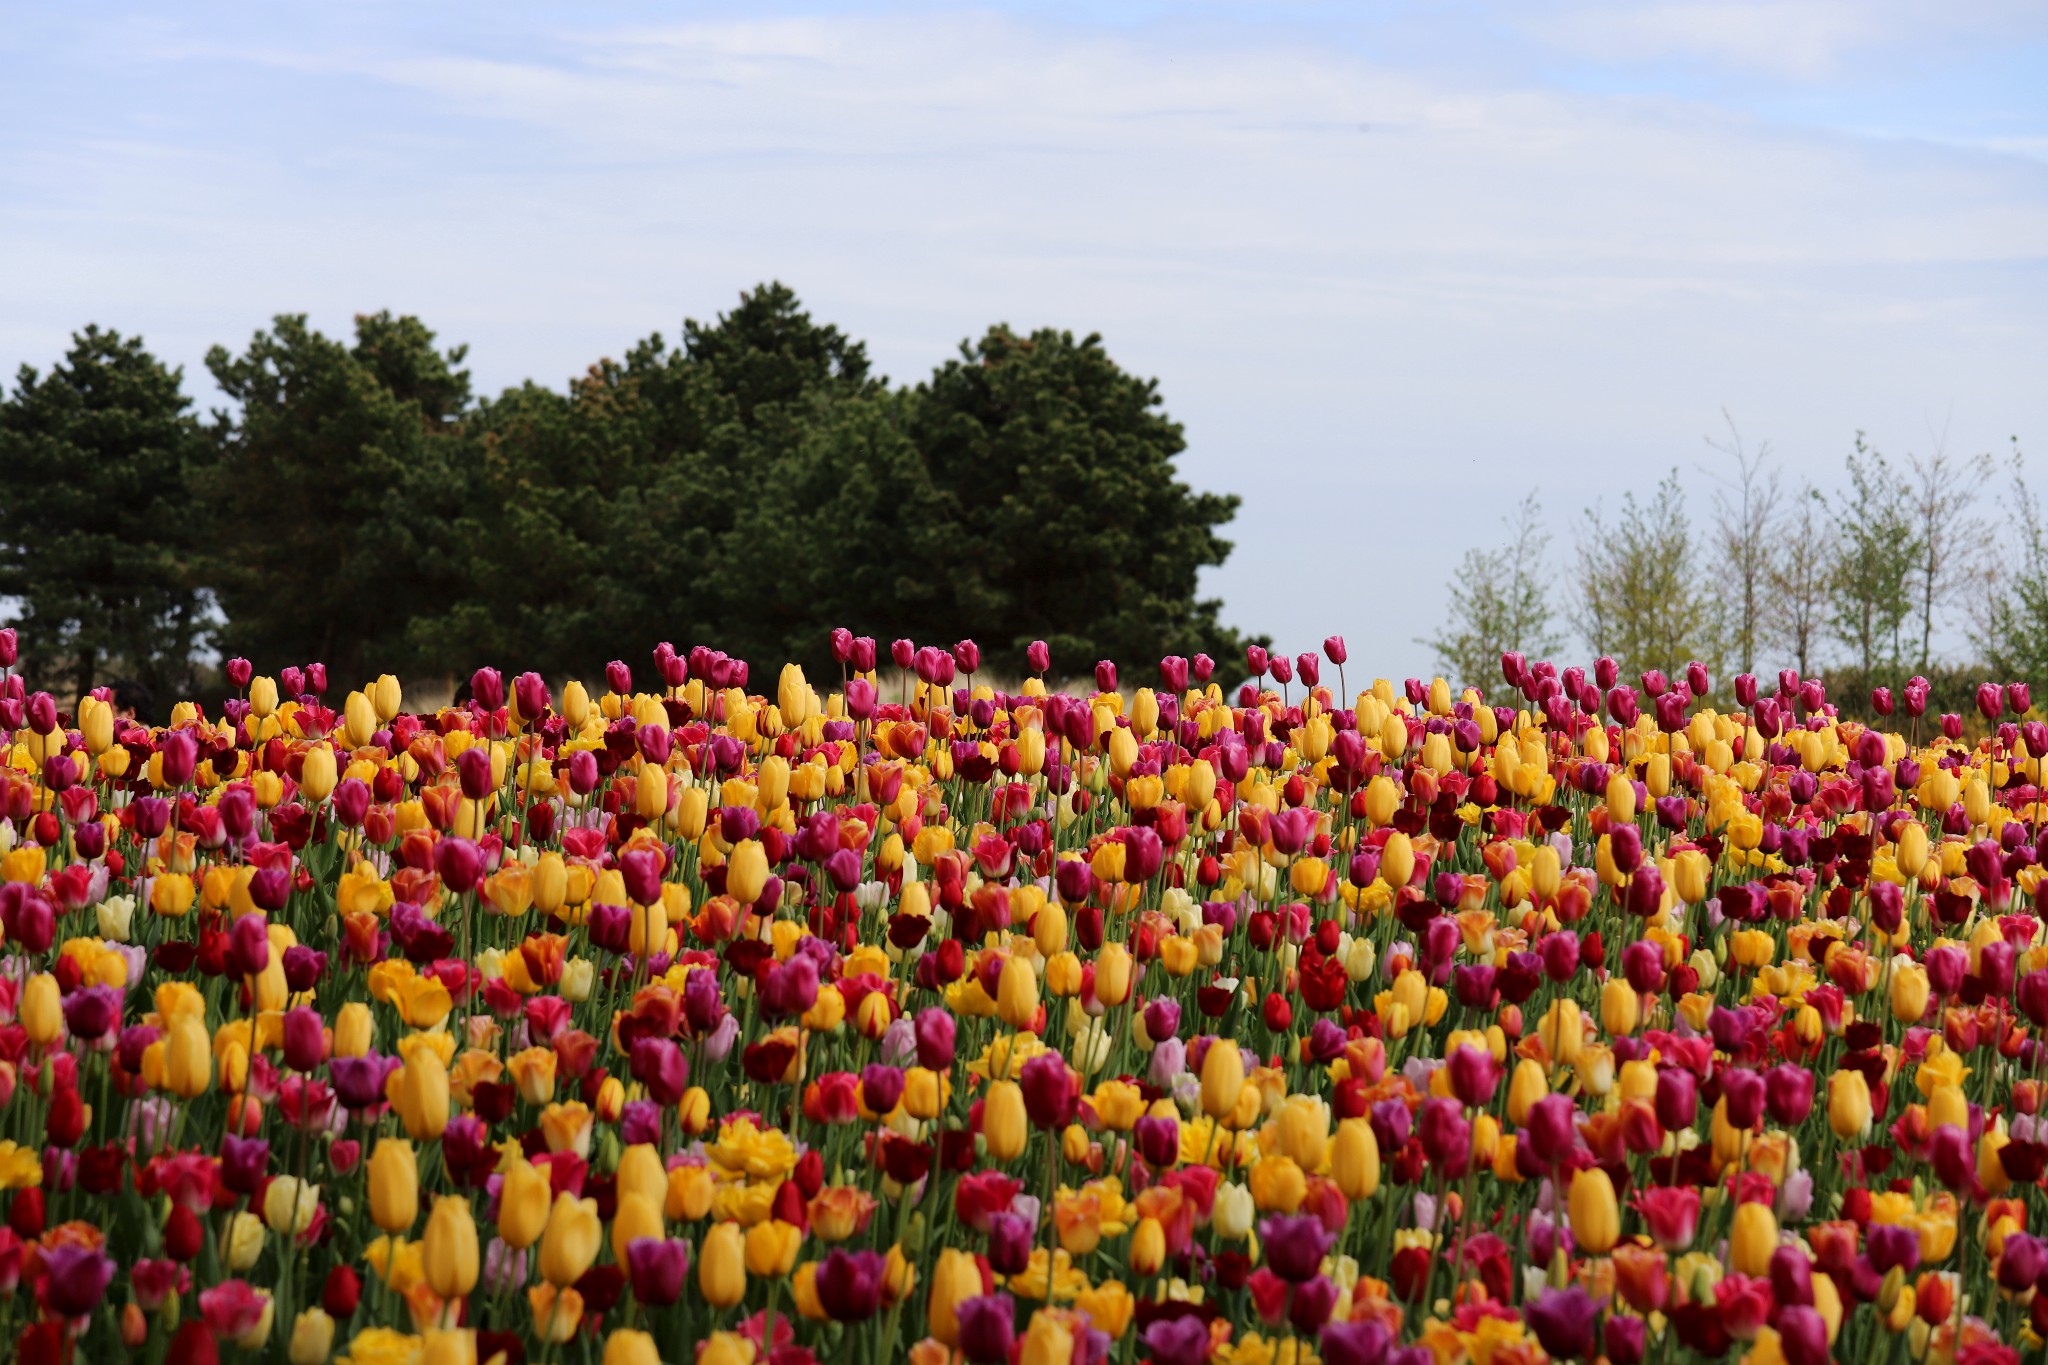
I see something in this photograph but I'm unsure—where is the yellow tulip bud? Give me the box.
[1567,1167,1619,1255]
[424,1195,481,1298]
[396,1049,451,1141]
[1600,979,1640,1037]
[610,1191,664,1268]
[1200,1040,1246,1120]
[594,1330,660,1365]
[744,1219,801,1277]
[369,1139,419,1234]
[984,1080,1027,1161]
[20,973,60,1046]
[699,1222,747,1307]
[300,744,338,802]
[927,1248,984,1346]
[1828,1071,1873,1140]
[726,839,769,905]
[164,1014,212,1098]
[1331,1118,1380,1199]
[1507,1058,1548,1126]
[288,1309,336,1365]
[498,1157,552,1249]
[1729,1201,1778,1277]
[538,1194,603,1286]
[997,957,1040,1031]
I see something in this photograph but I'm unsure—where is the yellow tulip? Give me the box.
[300,744,338,802]
[370,1139,419,1234]
[538,1194,603,1286]
[20,974,60,1046]
[1331,1118,1380,1200]
[927,1248,984,1346]
[424,1196,481,1298]
[1200,1040,1245,1120]
[699,1222,747,1308]
[1730,1201,1778,1277]
[164,1014,212,1098]
[745,1219,801,1277]
[984,1081,1028,1161]
[616,1144,667,1212]
[611,1192,664,1267]
[1568,1167,1619,1255]
[1829,1071,1873,1140]
[997,957,1040,1031]
[497,1157,552,1249]
[602,1331,662,1365]
[726,839,770,905]
[395,1050,450,1141]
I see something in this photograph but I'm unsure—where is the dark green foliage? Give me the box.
[200,312,474,682]
[0,282,1253,690]
[0,327,213,700]
[906,325,1248,676]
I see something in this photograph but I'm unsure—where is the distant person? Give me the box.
[110,678,155,726]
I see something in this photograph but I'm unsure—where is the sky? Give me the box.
[3,1,2045,683]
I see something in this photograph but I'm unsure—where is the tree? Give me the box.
[1902,436,1991,671]
[1704,412,1781,678]
[0,327,212,701]
[1570,470,1723,684]
[905,325,1250,676]
[202,313,471,681]
[1975,443,2048,681]
[1422,490,1559,693]
[1768,485,1832,678]
[1827,435,1920,674]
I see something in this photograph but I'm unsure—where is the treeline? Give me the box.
[1426,417,2042,717]
[0,285,1253,701]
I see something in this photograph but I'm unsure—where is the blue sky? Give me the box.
[3,1,2045,681]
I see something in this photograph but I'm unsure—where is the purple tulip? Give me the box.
[1320,1320,1391,1365]
[331,1054,397,1110]
[1523,1286,1599,1360]
[1149,1317,1216,1365]
[815,1248,887,1322]
[219,1135,270,1195]
[629,1037,689,1106]
[1259,1214,1335,1282]
[958,1295,1018,1365]
[1866,1222,1920,1274]
[282,1007,326,1072]
[41,1245,115,1316]
[1764,1064,1814,1126]
[1525,1093,1579,1166]
[1143,996,1181,1043]
[60,985,120,1042]
[1020,1052,1075,1130]
[1777,1306,1829,1365]
[626,1236,690,1306]
[1604,1314,1647,1365]
[434,836,483,895]
[986,1212,1033,1275]
[1290,1274,1340,1332]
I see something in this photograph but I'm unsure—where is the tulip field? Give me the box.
[6,627,2048,1365]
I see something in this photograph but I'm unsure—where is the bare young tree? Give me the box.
[1972,440,2048,679]
[1570,470,1724,683]
[1828,435,1922,673]
[1422,489,1560,693]
[1903,419,1992,670]
[1703,411,1782,678]
[1769,484,1831,677]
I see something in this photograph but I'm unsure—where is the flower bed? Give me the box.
[0,628,2041,1365]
